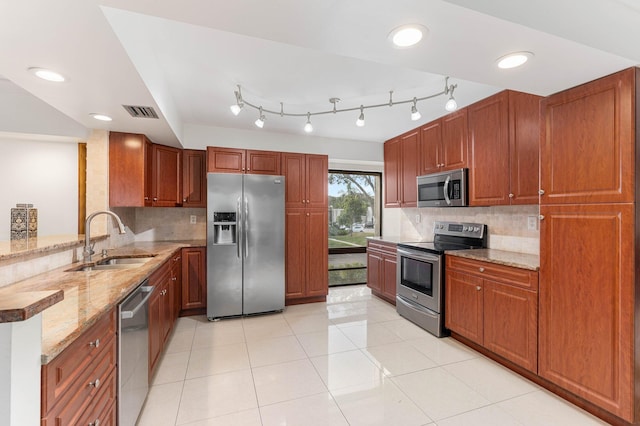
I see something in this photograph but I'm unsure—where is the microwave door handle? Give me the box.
[443,175,451,205]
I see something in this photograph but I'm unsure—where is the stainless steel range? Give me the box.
[396,221,487,337]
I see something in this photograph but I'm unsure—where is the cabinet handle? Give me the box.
[478,267,485,272]
[172,277,177,281]
[89,338,100,349]
[144,197,149,201]
[538,189,545,195]
[539,215,545,221]
[307,200,310,203]
[508,193,514,198]
[476,286,481,291]
[183,198,187,203]
[153,197,158,201]
[306,213,310,216]
[89,378,100,388]
[89,420,100,426]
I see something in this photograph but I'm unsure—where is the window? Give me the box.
[328,171,381,286]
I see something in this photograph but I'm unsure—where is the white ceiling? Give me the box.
[0,0,637,147]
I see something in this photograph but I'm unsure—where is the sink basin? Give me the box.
[97,256,155,266]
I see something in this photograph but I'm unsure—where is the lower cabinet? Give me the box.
[171,251,182,322]
[366,240,397,304]
[148,256,176,378]
[181,247,207,314]
[445,256,538,373]
[41,309,117,426]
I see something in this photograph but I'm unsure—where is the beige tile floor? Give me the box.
[137,285,608,426]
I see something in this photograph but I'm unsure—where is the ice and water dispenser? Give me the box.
[212,212,237,244]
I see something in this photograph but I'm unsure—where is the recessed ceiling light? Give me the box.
[388,24,427,48]
[90,113,113,122]
[28,67,65,82]
[496,52,533,69]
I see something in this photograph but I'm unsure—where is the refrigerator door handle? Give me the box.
[244,197,249,258]
[236,197,241,258]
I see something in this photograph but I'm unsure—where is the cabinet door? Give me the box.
[108,132,147,207]
[161,275,173,345]
[382,253,397,302]
[148,287,162,377]
[445,270,483,344]
[171,253,182,322]
[468,92,510,206]
[283,153,306,208]
[144,139,153,206]
[152,144,182,207]
[400,130,419,207]
[483,280,537,373]
[246,150,281,175]
[306,209,328,296]
[540,68,635,204]
[539,203,634,420]
[419,120,442,175]
[306,155,328,209]
[384,138,401,207]
[509,91,541,204]
[441,109,468,169]
[285,209,306,298]
[206,147,245,173]
[181,247,207,311]
[366,249,383,293]
[182,150,207,207]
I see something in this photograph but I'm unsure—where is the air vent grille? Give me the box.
[122,105,159,119]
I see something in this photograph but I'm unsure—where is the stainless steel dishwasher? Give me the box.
[119,281,154,426]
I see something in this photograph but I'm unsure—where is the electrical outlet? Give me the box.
[415,214,421,223]
[190,215,197,224]
[527,215,538,231]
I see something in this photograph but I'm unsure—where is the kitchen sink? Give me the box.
[65,255,156,272]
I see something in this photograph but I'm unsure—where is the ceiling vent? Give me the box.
[122,105,159,119]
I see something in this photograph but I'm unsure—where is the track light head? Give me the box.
[230,85,244,115]
[304,112,313,133]
[356,106,365,127]
[411,98,421,121]
[255,106,266,128]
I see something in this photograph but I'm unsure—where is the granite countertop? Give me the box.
[0,240,205,363]
[367,236,406,244]
[0,234,108,262]
[446,248,539,271]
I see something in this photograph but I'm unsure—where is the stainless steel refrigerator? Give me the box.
[206,173,285,319]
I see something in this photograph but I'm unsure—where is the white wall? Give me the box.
[0,136,78,240]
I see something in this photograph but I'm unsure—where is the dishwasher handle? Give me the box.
[120,285,154,319]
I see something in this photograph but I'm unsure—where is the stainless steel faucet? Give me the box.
[83,211,126,261]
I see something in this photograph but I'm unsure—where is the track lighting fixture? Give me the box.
[410,98,421,121]
[304,113,313,133]
[254,107,265,128]
[230,77,459,132]
[356,106,365,127]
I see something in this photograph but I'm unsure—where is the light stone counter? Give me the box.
[367,236,413,245]
[446,248,539,271]
[0,240,205,363]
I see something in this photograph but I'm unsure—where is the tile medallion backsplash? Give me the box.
[398,205,540,255]
[10,203,37,240]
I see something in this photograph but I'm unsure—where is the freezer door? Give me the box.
[207,173,243,318]
[243,174,285,314]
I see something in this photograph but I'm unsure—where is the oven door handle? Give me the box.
[443,175,451,205]
[397,248,441,262]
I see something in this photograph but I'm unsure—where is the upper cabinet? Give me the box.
[182,149,207,208]
[206,147,281,175]
[384,129,419,208]
[467,90,541,206]
[282,153,328,209]
[540,68,635,205]
[109,132,182,207]
[419,109,468,175]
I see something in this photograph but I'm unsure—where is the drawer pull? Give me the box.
[476,286,481,291]
[478,267,485,273]
[89,338,100,349]
[89,419,100,426]
[89,378,100,388]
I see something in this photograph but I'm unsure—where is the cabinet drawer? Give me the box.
[42,335,116,424]
[41,309,116,414]
[78,367,117,426]
[367,240,397,257]
[447,256,538,290]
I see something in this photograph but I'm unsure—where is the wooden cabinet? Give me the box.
[282,153,327,209]
[182,149,207,207]
[540,68,635,205]
[41,309,117,426]
[148,257,175,377]
[384,129,419,207]
[170,251,182,322]
[419,109,468,175]
[181,247,207,313]
[538,203,634,420]
[285,209,328,302]
[366,240,397,304]
[467,90,541,206]
[446,256,538,373]
[109,132,183,207]
[206,147,281,175]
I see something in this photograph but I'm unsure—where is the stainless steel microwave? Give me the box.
[416,168,468,207]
